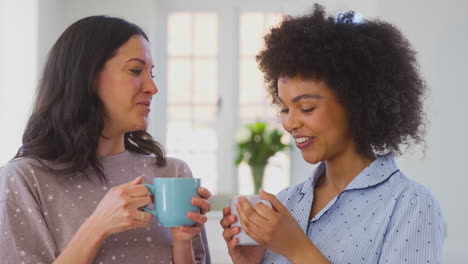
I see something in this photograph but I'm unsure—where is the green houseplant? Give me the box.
[235,122,288,194]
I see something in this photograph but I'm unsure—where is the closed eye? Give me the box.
[301,107,315,113]
[130,68,142,75]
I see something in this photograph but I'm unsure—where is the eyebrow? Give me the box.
[126,58,148,65]
[125,58,155,69]
[277,94,323,104]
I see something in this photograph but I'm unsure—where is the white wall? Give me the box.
[0,0,38,165]
[376,0,468,262]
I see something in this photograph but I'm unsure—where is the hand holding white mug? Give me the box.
[234,189,321,263]
[220,206,266,264]
[229,195,272,245]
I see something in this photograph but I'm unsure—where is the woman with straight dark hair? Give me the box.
[0,16,211,263]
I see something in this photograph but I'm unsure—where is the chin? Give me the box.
[302,152,324,165]
[131,122,148,132]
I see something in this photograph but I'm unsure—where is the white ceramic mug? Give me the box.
[229,195,272,245]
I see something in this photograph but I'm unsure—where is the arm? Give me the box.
[52,218,105,264]
[173,240,196,264]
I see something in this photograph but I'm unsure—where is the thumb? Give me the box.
[259,189,288,215]
[131,176,143,185]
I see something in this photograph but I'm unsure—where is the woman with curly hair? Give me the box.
[221,4,444,263]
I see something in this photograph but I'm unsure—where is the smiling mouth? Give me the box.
[294,136,316,149]
[137,102,151,107]
[295,137,313,144]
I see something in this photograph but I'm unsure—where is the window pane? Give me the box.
[239,58,264,105]
[266,13,283,29]
[168,58,191,103]
[194,58,217,104]
[168,105,191,121]
[240,13,265,57]
[167,121,191,153]
[194,105,217,123]
[168,13,192,56]
[194,13,218,56]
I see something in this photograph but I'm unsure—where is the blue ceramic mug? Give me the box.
[143,178,201,227]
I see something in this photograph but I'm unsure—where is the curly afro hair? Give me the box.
[256,4,427,156]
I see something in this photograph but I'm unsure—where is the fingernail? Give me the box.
[230,215,235,221]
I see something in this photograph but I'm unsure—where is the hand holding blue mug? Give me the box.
[143,178,199,226]
[142,177,211,241]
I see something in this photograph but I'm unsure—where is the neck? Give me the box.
[97,127,126,156]
[322,145,375,191]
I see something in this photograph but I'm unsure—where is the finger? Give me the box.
[227,236,240,251]
[223,206,231,217]
[133,210,153,223]
[127,184,150,197]
[130,217,151,228]
[237,197,267,228]
[220,214,237,229]
[198,187,212,199]
[187,211,207,224]
[129,196,152,209]
[259,189,289,215]
[130,176,143,185]
[192,197,211,214]
[254,202,278,220]
[237,207,263,243]
[222,226,240,242]
[178,225,201,235]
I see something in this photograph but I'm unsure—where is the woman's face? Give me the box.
[278,75,354,164]
[95,35,157,136]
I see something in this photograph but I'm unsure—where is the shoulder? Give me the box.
[0,157,45,182]
[164,157,193,178]
[392,171,441,206]
[1,156,42,172]
[0,157,45,203]
[389,171,444,224]
[165,157,190,168]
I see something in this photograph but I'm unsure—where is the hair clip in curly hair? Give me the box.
[335,11,365,24]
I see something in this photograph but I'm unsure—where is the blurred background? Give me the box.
[1,0,467,263]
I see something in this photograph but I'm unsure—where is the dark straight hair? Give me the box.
[15,16,166,182]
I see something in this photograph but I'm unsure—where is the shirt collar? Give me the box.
[300,152,399,195]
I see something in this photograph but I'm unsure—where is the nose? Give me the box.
[143,77,158,95]
[282,109,301,133]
